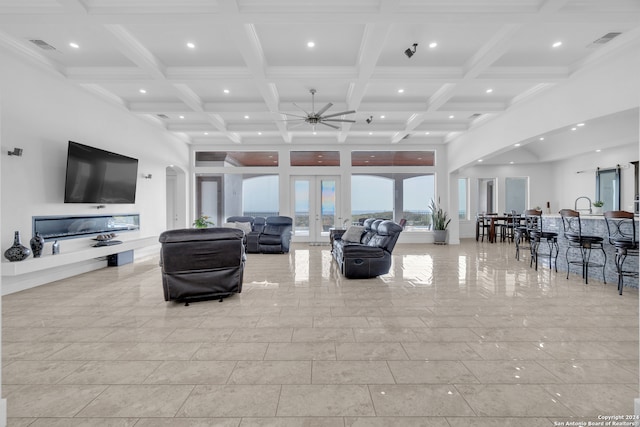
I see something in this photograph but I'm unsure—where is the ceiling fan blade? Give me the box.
[316,102,333,116]
[292,103,310,115]
[279,112,308,119]
[288,121,308,129]
[321,110,356,119]
[323,119,356,123]
[319,122,340,130]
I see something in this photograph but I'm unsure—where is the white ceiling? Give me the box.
[0,0,639,156]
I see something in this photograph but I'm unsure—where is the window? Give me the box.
[458,178,468,219]
[403,175,434,230]
[351,174,435,230]
[195,151,279,167]
[242,175,279,217]
[351,175,393,221]
[505,177,527,214]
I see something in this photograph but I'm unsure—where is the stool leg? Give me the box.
[600,246,607,284]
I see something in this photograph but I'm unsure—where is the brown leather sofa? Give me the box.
[159,228,245,304]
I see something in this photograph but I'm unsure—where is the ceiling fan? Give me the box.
[281,89,356,130]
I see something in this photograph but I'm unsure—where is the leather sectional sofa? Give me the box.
[226,215,293,254]
[332,218,403,279]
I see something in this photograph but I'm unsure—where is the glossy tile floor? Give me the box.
[2,240,638,426]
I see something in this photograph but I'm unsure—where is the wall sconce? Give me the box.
[7,147,23,156]
[143,174,152,179]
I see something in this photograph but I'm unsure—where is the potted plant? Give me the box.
[192,215,215,228]
[592,200,604,214]
[429,198,451,244]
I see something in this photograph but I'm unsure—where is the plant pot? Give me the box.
[433,229,448,245]
[592,207,602,215]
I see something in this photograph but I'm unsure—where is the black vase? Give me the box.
[4,231,31,262]
[30,232,45,258]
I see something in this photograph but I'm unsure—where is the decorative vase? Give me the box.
[592,207,602,215]
[433,229,448,245]
[4,231,31,262]
[30,232,45,258]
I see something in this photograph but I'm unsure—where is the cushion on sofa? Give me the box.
[234,221,253,235]
[342,225,365,243]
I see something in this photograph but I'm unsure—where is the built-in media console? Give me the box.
[33,214,140,241]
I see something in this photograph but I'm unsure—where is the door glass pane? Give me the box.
[294,180,310,237]
[200,180,218,226]
[596,168,619,210]
[320,179,336,234]
[505,177,527,213]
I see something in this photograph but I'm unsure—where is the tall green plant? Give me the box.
[429,198,451,230]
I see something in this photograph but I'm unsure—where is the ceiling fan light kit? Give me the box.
[281,89,356,130]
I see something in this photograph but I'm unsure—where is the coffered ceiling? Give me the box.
[0,0,639,150]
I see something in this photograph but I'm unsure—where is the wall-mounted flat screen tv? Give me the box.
[64,141,139,204]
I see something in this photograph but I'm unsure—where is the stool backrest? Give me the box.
[524,209,542,233]
[559,209,582,238]
[604,210,637,246]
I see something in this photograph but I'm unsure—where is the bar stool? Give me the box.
[604,211,638,295]
[524,209,558,271]
[514,212,530,260]
[559,209,606,284]
[476,213,491,242]
[501,210,519,243]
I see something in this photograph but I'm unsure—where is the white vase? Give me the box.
[433,229,448,244]
[592,207,602,215]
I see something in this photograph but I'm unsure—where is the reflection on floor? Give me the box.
[2,239,638,426]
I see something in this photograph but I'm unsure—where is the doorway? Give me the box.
[477,178,497,214]
[196,175,223,227]
[291,176,340,243]
[166,166,186,230]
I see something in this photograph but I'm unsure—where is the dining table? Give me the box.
[475,214,516,243]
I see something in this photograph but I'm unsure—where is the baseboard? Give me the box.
[0,398,6,427]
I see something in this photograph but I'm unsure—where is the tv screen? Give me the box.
[64,141,139,204]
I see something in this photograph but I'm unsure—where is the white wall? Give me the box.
[552,143,638,212]
[0,52,190,289]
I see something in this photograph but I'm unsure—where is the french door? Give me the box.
[291,176,341,243]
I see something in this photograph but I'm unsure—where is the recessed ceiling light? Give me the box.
[449,115,454,119]
[313,131,317,135]
[204,132,208,135]
[552,41,563,48]
[380,115,385,119]
[318,160,323,163]
[539,137,545,140]
[370,155,376,158]
[179,115,185,119]
[510,161,514,164]
[478,159,483,162]
[258,132,262,135]
[514,143,521,147]
[397,89,404,93]
[368,132,373,135]
[139,89,146,94]
[429,42,437,48]
[425,132,430,135]
[69,42,79,49]
[244,115,249,119]
[596,149,602,152]
[571,127,577,131]
[486,88,493,93]
[318,155,323,158]
[307,41,315,48]
[223,89,230,94]
[577,123,585,127]
[186,42,195,49]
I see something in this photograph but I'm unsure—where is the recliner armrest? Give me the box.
[342,245,385,258]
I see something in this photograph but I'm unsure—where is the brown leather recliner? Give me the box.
[159,228,245,304]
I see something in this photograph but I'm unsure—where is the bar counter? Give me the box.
[539,214,638,289]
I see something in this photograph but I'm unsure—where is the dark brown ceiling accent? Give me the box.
[290,151,340,166]
[195,151,279,166]
[351,151,435,166]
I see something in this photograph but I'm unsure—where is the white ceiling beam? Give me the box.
[219,0,292,143]
[102,24,166,80]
